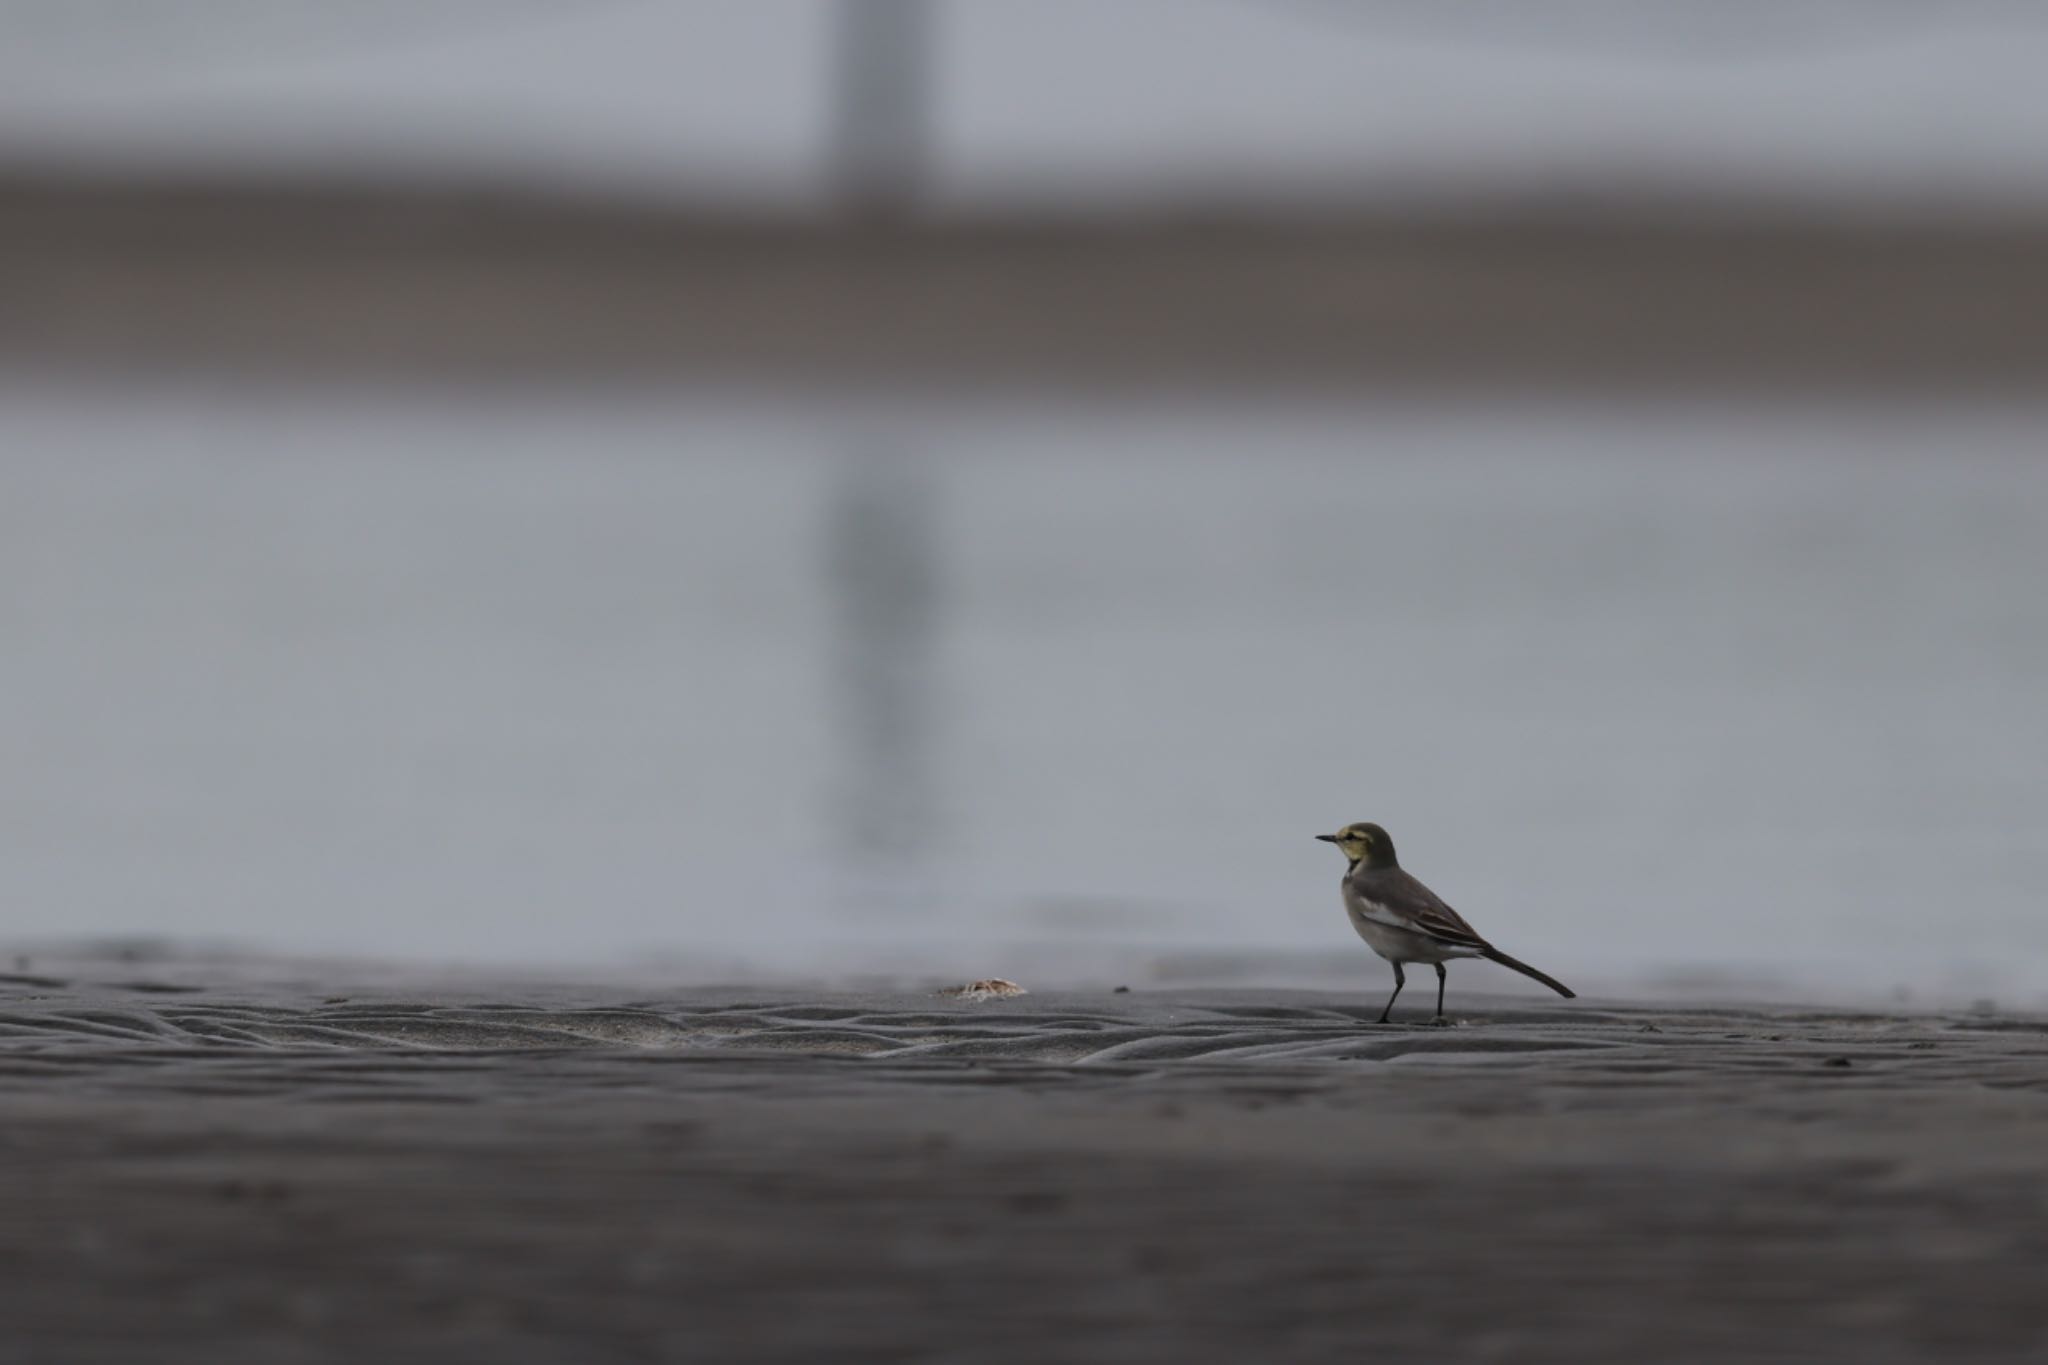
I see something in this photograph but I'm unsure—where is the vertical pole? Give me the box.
[828,0,933,218]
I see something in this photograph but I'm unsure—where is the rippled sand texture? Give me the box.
[4,961,2047,1363]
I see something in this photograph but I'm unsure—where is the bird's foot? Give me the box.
[1424,1015,1453,1028]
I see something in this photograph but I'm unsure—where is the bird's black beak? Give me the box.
[1314,833,1340,843]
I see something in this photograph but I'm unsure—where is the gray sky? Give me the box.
[0,1,2045,209]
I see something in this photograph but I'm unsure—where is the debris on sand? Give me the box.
[936,978,1027,1001]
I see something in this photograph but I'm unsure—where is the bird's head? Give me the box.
[1315,821,1398,869]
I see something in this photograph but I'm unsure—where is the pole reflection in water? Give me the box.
[824,445,943,915]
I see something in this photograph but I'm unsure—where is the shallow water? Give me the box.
[3,381,2044,1002]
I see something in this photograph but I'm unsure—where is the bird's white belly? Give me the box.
[1348,912,1451,963]
[1344,891,1481,965]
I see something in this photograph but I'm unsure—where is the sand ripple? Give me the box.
[2,966,2043,1107]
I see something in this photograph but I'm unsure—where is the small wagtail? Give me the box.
[1316,821,1575,1023]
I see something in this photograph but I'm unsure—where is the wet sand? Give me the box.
[4,954,2047,1363]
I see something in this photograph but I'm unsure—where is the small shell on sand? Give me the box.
[936,979,1028,1001]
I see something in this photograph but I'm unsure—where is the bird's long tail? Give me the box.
[1482,946,1575,999]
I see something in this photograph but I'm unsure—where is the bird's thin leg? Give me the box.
[1377,962,1405,1024]
[1434,963,1448,1020]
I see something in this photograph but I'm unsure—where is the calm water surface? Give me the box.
[3,382,2043,1003]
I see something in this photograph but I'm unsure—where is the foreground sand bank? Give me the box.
[3,958,2045,1362]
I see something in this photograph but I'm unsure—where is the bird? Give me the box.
[1315,821,1574,1024]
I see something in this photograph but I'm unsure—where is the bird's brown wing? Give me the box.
[1351,868,1492,952]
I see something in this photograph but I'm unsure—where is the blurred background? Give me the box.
[1,1,2045,1001]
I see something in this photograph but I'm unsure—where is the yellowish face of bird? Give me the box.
[1315,822,1382,863]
